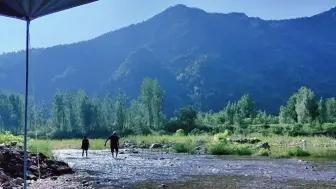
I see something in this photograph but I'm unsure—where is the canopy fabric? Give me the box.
[0,0,97,21]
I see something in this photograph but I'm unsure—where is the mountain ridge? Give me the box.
[1,4,336,115]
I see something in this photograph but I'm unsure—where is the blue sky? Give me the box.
[0,0,336,53]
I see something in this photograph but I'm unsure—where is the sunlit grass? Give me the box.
[1,132,335,159]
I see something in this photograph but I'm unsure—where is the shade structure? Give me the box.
[0,1,98,188]
[0,0,97,20]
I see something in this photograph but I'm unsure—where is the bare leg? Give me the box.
[115,148,119,158]
[82,149,84,157]
[111,148,115,159]
[85,150,88,157]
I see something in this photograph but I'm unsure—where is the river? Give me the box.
[52,149,336,189]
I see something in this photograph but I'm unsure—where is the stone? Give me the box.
[0,172,9,181]
[28,165,39,173]
[150,143,163,149]
[13,178,23,186]
[161,184,167,188]
[51,176,58,180]
[260,142,271,149]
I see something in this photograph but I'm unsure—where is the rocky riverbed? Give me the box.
[31,149,336,189]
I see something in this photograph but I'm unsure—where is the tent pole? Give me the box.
[23,19,30,189]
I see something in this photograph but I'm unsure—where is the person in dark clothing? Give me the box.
[104,131,119,158]
[81,136,90,158]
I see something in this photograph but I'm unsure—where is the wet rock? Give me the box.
[119,151,125,154]
[13,178,23,186]
[28,165,38,173]
[0,153,4,161]
[161,184,167,188]
[132,151,139,154]
[150,143,163,149]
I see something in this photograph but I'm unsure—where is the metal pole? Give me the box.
[23,19,30,189]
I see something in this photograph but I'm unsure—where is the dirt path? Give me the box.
[32,149,336,188]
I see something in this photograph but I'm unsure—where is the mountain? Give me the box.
[1,4,336,115]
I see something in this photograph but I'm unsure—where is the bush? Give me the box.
[207,141,252,156]
[175,129,185,136]
[287,147,310,157]
[255,149,270,156]
[213,130,230,142]
[0,131,24,144]
[173,140,196,154]
[322,123,336,134]
[288,124,303,137]
[156,130,169,136]
[189,128,202,136]
[271,125,284,135]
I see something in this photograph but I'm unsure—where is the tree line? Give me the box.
[0,80,336,138]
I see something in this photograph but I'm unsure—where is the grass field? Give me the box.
[1,132,335,160]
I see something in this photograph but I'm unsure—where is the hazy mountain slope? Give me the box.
[1,5,336,115]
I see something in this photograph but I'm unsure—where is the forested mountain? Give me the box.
[1,4,336,115]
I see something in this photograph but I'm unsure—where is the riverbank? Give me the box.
[32,134,336,160]
[1,132,335,160]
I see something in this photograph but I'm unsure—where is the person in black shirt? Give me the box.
[81,136,90,158]
[104,131,119,158]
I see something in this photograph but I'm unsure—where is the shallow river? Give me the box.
[54,149,336,188]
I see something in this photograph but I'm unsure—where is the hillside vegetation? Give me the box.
[1,5,336,115]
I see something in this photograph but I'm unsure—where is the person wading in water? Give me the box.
[81,136,90,158]
[104,131,119,158]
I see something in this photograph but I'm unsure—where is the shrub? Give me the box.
[207,141,252,156]
[175,129,185,136]
[271,125,284,135]
[156,130,169,136]
[322,123,336,134]
[0,131,24,144]
[255,149,270,156]
[287,147,310,157]
[213,130,230,142]
[189,128,202,136]
[207,142,230,155]
[173,140,196,154]
[288,124,303,137]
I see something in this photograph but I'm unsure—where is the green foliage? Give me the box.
[0,131,23,144]
[189,128,202,136]
[271,125,284,135]
[255,149,270,156]
[207,141,252,155]
[173,140,196,154]
[175,129,185,136]
[287,147,310,157]
[213,130,230,142]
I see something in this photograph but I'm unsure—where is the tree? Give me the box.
[151,79,164,129]
[295,87,317,124]
[326,98,336,122]
[115,90,127,134]
[140,78,154,127]
[317,97,327,123]
[236,94,255,118]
